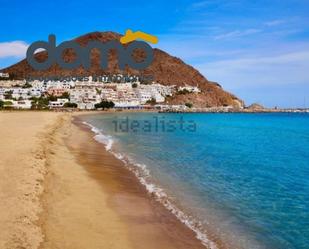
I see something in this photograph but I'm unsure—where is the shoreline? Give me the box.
[0,111,233,249]
[75,113,230,249]
[40,112,209,249]
[40,113,135,249]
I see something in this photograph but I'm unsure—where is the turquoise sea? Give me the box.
[81,113,309,249]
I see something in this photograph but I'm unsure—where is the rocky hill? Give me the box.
[1,31,244,108]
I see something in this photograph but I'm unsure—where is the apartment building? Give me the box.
[47,87,69,97]
[11,88,31,100]
[70,88,101,109]
[136,85,166,103]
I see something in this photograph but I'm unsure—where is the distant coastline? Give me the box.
[159,107,309,113]
[1,107,309,113]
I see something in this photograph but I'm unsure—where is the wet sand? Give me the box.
[42,113,206,249]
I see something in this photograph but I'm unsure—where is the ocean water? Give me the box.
[81,112,309,249]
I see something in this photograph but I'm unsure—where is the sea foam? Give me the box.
[82,121,218,249]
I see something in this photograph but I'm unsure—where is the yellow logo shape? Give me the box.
[120,29,158,44]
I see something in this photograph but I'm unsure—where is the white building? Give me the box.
[46,80,74,89]
[70,88,101,103]
[70,88,101,109]
[0,73,9,79]
[0,87,40,100]
[0,88,5,100]
[29,80,44,89]
[116,83,133,90]
[11,88,31,100]
[29,80,74,92]
[48,98,69,108]
[29,88,43,97]
[12,100,32,109]
[1,78,189,110]
[152,83,175,96]
[135,88,152,104]
[114,100,140,108]
[178,85,201,93]
[77,102,96,110]
[135,85,166,104]
[2,99,32,109]
[100,88,118,103]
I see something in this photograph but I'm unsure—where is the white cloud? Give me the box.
[0,41,29,58]
[196,50,309,88]
[191,0,217,8]
[192,50,309,107]
[214,29,262,40]
[203,51,309,68]
[190,0,238,9]
[264,19,286,27]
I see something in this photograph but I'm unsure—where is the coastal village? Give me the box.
[0,72,203,111]
[1,72,308,113]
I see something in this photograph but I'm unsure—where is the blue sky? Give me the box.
[0,0,308,107]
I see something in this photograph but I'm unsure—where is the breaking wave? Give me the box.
[82,121,218,249]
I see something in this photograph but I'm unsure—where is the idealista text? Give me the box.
[112,116,197,133]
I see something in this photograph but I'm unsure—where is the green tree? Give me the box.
[185,102,193,108]
[22,83,32,88]
[94,101,115,110]
[95,88,102,95]
[4,101,13,106]
[146,98,156,105]
[0,100,4,109]
[3,101,13,110]
[30,96,49,110]
[177,89,190,95]
[60,92,70,99]
[95,88,103,101]
[63,102,78,108]
[4,90,13,100]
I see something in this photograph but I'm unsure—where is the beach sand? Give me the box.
[0,111,61,249]
[0,111,205,249]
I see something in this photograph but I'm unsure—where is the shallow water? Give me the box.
[81,112,309,249]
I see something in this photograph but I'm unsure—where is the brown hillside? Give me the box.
[1,31,243,107]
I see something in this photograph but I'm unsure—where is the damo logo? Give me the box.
[26,30,157,71]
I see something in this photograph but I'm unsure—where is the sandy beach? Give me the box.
[0,111,61,248]
[0,111,205,249]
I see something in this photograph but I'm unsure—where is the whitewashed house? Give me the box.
[12,100,32,109]
[77,102,96,110]
[0,88,5,100]
[29,88,43,97]
[178,85,201,93]
[48,98,69,108]
[11,88,31,100]
[0,73,9,79]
